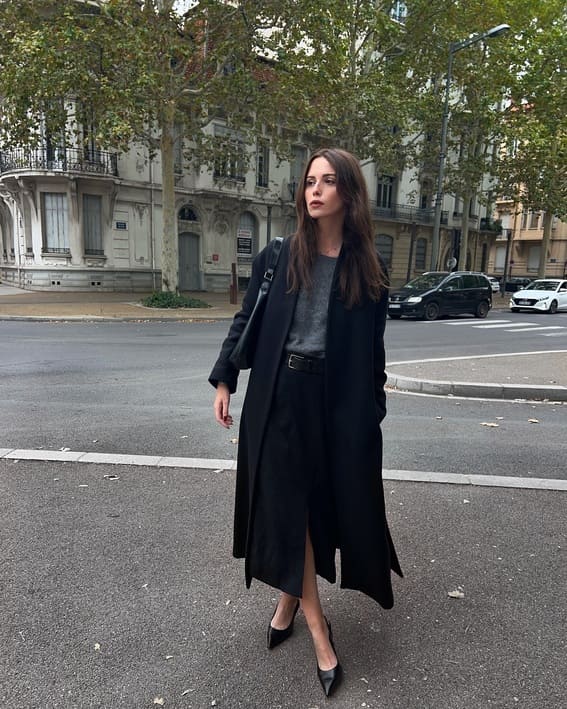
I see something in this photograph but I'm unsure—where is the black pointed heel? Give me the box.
[317,618,342,698]
[267,599,300,650]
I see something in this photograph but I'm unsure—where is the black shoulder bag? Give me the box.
[229,237,283,370]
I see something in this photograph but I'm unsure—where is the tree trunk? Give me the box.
[538,210,553,278]
[160,101,178,293]
[458,194,472,271]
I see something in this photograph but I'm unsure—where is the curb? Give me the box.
[386,371,567,402]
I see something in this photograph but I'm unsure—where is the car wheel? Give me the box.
[548,300,558,314]
[388,313,402,319]
[474,300,490,318]
[423,302,440,321]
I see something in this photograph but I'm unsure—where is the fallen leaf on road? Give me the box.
[480,422,499,427]
[448,589,465,599]
[60,447,71,452]
[94,643,101,651]
[103,474,119,480]
[230,438,238,444]
[528,418,540,424]
[153,699,165,706]
[435,416,443,420]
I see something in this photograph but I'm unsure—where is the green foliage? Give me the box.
[141,291,211,309]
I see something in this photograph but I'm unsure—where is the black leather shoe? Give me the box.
[317,618,342,697]
[267,599,300,650]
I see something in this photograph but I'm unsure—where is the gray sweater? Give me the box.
[285,254,337,358]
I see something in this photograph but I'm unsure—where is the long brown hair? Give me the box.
[288,147,387,308]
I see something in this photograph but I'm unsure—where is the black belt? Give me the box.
[286,352,325,374]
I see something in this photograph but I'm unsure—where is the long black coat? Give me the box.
[209,238,403,608]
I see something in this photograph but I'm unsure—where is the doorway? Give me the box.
[178,232,200,291]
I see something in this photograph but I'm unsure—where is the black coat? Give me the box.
[209,238,403,608]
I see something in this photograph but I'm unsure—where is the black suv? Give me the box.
[388,271,493,321]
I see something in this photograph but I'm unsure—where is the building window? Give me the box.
[528,245,540,272]
[376,175,395,209]
[494,245,506,272]
[213,125,245,182]
[390,1,407,23]
[237,211,258,259]
[420,182,432,210]
[178,205,198,222]
[480,242,488,272]
[83,194,103,255]
[289,145,307,200]
[375,233,393,269]
[42,193,69,253]
[529,211,539,229]
[521,211,528,229]
[415,238,427,271]
[256,139,270,188]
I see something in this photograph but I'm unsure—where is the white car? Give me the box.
[487,276,501,293]
[510,279,567,313]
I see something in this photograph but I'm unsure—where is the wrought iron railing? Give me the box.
[372,202,448,225]
[0,147,118,177]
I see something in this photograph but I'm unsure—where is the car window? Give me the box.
[463,275,479,288]
[560,282,567,291]
[443,276,464,291]
[526,280,560,291]
[403,273,447,290]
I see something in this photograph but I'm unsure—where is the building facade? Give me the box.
[1,126,499,292]
[488,197,567,281]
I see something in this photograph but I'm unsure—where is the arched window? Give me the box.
[375,233,393,269]
[237,211,258,259]
[178,205,198,222]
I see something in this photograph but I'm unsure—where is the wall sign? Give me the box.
[237,228,253,257]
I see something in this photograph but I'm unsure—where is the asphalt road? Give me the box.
[1,316,566,478]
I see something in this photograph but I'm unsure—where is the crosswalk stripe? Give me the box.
[473,322,534,328]
[444,319,510,326]
[508,326,565,332]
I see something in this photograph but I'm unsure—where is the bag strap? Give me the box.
[260,236,283,291]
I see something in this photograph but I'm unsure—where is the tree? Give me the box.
[496,1,567,277]
[0,0,273,292]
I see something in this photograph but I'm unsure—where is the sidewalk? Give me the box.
[1,283,566,401]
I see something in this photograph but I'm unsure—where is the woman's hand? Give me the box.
[214,382,233,429]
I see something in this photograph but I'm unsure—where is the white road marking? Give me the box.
[473,322,535,328]
[1,448,566,492]
[505,326,565,332]
[388,350,567,366]
[443,320,511,326]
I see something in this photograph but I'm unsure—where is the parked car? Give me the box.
[388,271,493,321]
[510,279,567,313]
[486,276,501,293]
[504,276,533,292]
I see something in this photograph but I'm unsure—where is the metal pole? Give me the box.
[431,49,454,271]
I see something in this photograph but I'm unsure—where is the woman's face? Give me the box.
[304,157,345,223]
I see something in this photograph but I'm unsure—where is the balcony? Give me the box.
[372,202,448,226]
[479,217,502,234]
[0,147,118,177]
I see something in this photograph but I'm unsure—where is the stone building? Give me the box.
[1,122,499,292]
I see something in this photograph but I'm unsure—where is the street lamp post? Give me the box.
[430,23,510,271]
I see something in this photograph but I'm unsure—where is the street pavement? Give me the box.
[1,282,566,400]
[1,458,565,709]
[2,283,567,708]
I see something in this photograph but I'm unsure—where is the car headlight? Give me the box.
[407,296,422,303]
[537,297,549,302]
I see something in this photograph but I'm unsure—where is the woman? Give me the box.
[209,147,402,697]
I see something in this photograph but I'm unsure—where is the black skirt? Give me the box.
[247,358,339,597]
